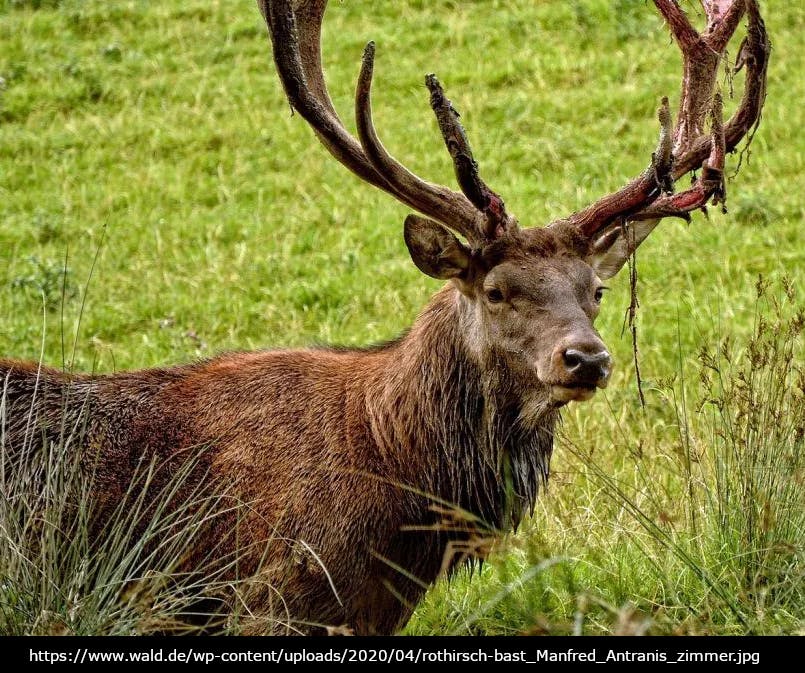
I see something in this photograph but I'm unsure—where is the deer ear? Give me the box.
[586,220,661,280]
[404,214,472,280]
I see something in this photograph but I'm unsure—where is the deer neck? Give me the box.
[367,285,557,530]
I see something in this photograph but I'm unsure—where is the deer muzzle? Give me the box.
[547,342,612,403]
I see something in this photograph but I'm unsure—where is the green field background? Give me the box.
[1,1,802,634]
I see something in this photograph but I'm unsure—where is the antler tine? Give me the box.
[631,92,726,222]
[260,0,503,246]
[655,0,745,154]
[559,0,768,239]
[355,43,488,244]
[425,75,514,240]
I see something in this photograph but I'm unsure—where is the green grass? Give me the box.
[0,435,249,635]
[1,0,803,635]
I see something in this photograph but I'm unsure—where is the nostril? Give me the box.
[562,348,611,380]
[562,348,584,370]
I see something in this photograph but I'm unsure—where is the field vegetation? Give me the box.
[1,0,802,634]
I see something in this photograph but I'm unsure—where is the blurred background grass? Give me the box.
[1,0,802,634]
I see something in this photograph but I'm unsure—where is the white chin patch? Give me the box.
[551,385,597,403]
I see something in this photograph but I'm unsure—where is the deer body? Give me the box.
[1,0,768,636]
[1,284,557,634]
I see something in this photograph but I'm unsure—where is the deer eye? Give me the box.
[594,286,608,303]
[486,288,504,304]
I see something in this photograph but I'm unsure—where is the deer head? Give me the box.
[258,0,768,406]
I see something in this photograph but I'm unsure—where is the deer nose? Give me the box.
[562,348,611,387]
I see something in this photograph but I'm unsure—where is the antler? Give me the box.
[559,0,769,238]
[258,0,513,245]
[260,1,768,247]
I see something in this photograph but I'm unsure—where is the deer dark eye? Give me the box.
[486,288,504,304]
[594,287,608,303]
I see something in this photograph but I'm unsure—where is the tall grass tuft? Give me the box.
[557,278,803,633]
[0,388,256,635]
[691,277,804,628]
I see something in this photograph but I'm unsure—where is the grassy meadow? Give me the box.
[1,0,803,634]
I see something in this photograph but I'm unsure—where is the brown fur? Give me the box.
[1,275,567,635]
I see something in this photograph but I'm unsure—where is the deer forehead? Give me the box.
[482,256,598,299]
[476,227,598,300]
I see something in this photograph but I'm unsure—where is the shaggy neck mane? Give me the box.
[366,286,558,533]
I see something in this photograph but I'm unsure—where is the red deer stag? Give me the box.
[0,0,768,635]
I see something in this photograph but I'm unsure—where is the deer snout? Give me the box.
[546,339,612,403]
[562,348,611,388]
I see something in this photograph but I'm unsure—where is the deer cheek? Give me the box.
[533,354,553,383]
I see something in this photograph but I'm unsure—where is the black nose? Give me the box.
[562,348,611,385]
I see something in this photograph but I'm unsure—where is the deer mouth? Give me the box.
[550,384,598,404]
